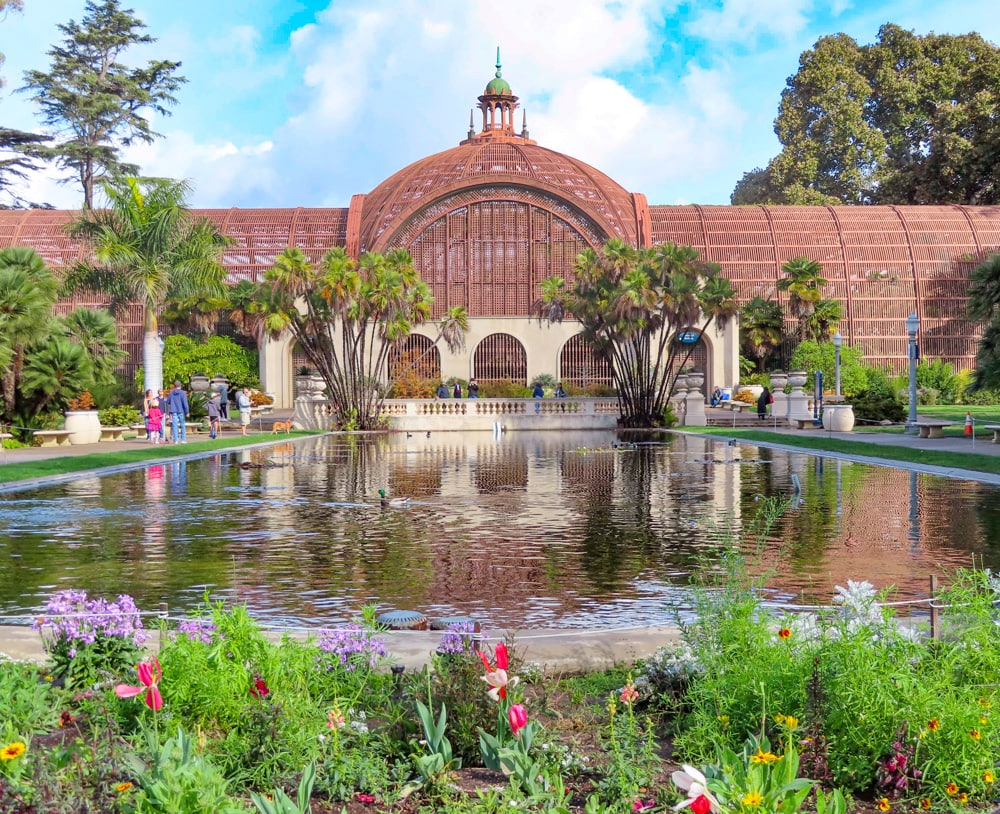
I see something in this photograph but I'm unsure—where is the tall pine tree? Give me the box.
[21,0,184,208]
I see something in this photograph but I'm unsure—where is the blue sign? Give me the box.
[677,331,701,345]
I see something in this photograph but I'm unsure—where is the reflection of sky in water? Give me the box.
[1,433,999,629]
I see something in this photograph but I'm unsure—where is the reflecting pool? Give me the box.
[2,432,999,629]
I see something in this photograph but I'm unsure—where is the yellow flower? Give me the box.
[876,797,890,811]
[774,714,786,725]
[920,798,931,810]
[946,782,959,796]
[918,729,927,739]
[116,782,134,793]
[927,718,940,731]
[978,697,992,709]
[970,728,981,740]
[980,715,989,724]
[1,742,25,761]
[777,627,792,640]
[781,715,799,729]
[984,770,995,784]
[741,790,765,807]
[959,792,968,804]
[750,747,779,764]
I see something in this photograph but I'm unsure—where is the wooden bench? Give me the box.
[33,430,72,447]
[99,425,129,442]
[915,419,951,439]
[983,424,1000,444]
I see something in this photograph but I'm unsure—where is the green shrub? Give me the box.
[98,405,141,427]
[479,379,531,398]
[965,388,1000,405]
[158,335,260,391]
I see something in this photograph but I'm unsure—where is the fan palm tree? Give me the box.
[0,246,59,419]
[778,256,827,339]
[740,296,785,372]
[19,336,92,418]
[56,307,127,386]
[65,176,230,393]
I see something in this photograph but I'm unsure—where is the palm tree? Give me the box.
[56,307,127,386]
[803,297,843,343]
[778,256,827,339]
[0,246,59,419]
[740,296,785,372]
[19,336,92,418]
[66,176,230,393]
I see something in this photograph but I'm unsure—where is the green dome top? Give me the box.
[484,47,512,95]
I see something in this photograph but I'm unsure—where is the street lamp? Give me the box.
[833,331,842,397]
[905,312,919,434]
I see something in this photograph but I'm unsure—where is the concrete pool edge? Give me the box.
[0,624,683,674]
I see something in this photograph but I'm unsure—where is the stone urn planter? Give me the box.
[64,410,101,445]
[769,373,788,392]
[822,404,856,432]
[295,375,327,399]
[189,375,211,393]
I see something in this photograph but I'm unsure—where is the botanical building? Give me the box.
[1,59,998,408]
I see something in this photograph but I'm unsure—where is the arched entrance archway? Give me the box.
[473,333,527,385]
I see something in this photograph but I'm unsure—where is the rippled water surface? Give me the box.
[2,432,999,628]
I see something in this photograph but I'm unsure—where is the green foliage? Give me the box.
[160,335,259,391]
[122,727,247,814]
[965,388,1000,405]
[529,373,558,390]
[21,0,185,209]
[738,26,1000,206]
[740,296,785,373]
[596,680,661,806]
[788,340,866,396]
[250,763,315,814]
[916,358,961,404]
[477,378,529,398]
[99,404,141,427]
[0,660,60,735]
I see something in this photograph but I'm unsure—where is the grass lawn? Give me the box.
[0,432,319,485]
[692,426,1000,477]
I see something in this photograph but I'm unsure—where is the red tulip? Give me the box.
[115,657,163,711]
[508,703,528,736]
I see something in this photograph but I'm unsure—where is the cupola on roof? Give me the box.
[357,52,639,252]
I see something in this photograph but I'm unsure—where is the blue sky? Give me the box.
[1,0,999,210]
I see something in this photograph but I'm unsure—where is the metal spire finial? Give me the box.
[495,45,502,78]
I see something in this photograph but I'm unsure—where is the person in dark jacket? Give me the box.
[757,387,772,420]
[166,381,191,442]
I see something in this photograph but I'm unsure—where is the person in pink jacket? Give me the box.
[146,398,164,444]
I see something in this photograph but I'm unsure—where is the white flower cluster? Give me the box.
[642,641,703,695]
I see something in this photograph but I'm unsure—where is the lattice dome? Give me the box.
[358,140,639,252]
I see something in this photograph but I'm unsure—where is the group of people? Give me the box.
[434,380,569,399]
[142,382,256,443]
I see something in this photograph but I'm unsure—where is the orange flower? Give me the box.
[946,782,959,796]
[969,728,981,740]
[876,797,890,811]
[777,627,792,640]
[115,782,133,793]
[919,799,931,810]
[927,718,940,731]
[959,792,968,804]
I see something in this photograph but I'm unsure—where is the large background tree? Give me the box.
[65,176,230,395]
[535,239,736,428]
[733,25,1000,205]
[20,0,184,208]
[256,246,468,431]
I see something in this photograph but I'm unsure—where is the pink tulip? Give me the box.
[508,703,528,736]
[115,657,163,711]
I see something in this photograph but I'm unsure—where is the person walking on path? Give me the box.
[206,391,222,439]
[237,387,253,436]
[166,381,190,443]
[757,387,772,421]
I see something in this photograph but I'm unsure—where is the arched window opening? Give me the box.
[473,333,527,386]
[559,334,613,390]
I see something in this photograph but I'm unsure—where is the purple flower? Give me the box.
[33,590,148,656]
[436,621,478,656]
[169,618,217,645]
[317,625,387,671]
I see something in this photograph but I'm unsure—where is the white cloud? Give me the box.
[687,0,813,43]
